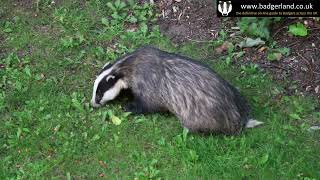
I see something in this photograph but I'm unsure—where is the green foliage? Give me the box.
[36,0,55,11]
[0,1,319,179]
[288,22,308,37]
[106,0,156,27]
[3,21,13,33]
[0,53,33,106]
[267,42,290,61]
[238,17,274,40]
[134,159,161,179]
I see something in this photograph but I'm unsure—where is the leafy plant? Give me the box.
[238,17,272,40]
[240,63,259,74]
[3,21,13,33]
[134,159,160,179]
[188,149,199,163]
[105,0,156,30]
[107,0,127,23]
[288,22,308,37]
[267,44,290,61]
[60,32,85,49]
[237,17,283,40]
[36,0,55,11]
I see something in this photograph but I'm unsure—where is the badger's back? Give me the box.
[115,47,251,134]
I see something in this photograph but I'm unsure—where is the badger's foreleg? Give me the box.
[123,94,164,114]
[123,96,151,114]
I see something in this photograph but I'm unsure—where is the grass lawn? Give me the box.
[1,0,319,179]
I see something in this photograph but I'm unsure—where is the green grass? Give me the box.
[1,1,319,179]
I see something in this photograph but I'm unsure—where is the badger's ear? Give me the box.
[106,75,115,82]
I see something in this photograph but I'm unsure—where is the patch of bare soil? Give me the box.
[273,20,319,98]
[13,0,63,10]
[14,0,34,9]
[156,0,220,44]
[154,1,319,98]
[238,19,320,99]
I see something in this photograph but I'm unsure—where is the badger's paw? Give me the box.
[123,102,143,114]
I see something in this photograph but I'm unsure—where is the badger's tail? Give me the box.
[246,119,264,128]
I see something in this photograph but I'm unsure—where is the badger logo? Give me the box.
[218,1,232,16]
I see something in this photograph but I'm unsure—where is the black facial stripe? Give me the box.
[95,73,121,103]
[97,63,113,75]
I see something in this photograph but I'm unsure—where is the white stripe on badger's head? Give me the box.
[102,62,111,69]
[91,63,127,108]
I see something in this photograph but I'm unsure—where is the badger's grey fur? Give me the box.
[91,46,263,135]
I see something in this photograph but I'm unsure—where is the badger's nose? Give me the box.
[90,99,101,108]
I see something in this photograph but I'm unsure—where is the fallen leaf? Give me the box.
[111,115,121,125]
[239,38,265,48]
[258,46,267,52]
[215,41,233,54]
[99,161,108,168]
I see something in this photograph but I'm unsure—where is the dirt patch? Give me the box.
[33,25,62,37]
[154,1,319,98]
[236,19,320,98]
[13,0,63,10]
[13,0,34,9]
[273,20,320,97]
[156,0,220,44]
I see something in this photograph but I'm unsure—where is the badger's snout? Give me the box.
[90,99,102,108]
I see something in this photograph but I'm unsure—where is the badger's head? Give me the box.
[91,62,127,108]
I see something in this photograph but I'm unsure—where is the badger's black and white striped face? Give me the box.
[91,62,127,108]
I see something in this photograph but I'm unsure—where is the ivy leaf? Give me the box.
[288,23,308,37]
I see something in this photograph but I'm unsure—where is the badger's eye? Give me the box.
[106,75,115,82]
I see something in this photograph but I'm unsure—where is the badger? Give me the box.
[91,46,263,135]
